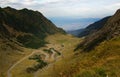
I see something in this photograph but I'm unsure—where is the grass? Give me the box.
[9,33,79,77]
[1,33,119,77]
[0,47,32,77]
[74,36,120,77]
[36,34,81,77]
[10,53,37,77]
[27,54,48,73]
[17,35,47,49]
[37,35,120,77]
[11,34,79,77]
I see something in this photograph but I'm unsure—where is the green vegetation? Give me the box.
[0,7,65,49]
[0,7,65,76]
[76,68,107,77]
[78,16,111,37]
[43,48,61,55]
[36,34,81,77]
[74,37,120,77]
[74,10,120,77]
[95,68,107,77]
[37,35,120,77]
[29,54,41,61]
[27,54,48,73]
[76,9,120,51]
[17,35,47,49]
[76,71,93,77]
[43,48,53,54]
[0,7,120,77]
[50,48,61,55]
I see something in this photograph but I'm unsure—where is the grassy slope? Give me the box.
[8,34,80,77]
[1,34,119,77]
[37,34,81,77]
[38,36,120,77]
[73,36,120,77]
[0,40,33,77]
[0,7,65,49]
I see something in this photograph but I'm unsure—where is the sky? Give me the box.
[1,0,120,30]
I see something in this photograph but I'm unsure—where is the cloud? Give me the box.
[1,0,120,18]
[1,0,120,30]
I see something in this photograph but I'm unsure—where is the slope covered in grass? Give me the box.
[35,9,120,77]
[75,9,120,51]
[0,7,65,49]
[78,16,111,37]
[74,36,120,77]
[36,36,120,77]
[0,6,65,77]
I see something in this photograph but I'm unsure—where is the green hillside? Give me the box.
[0,7,65,77]
[0,7,65,49]
[0,7,120,77]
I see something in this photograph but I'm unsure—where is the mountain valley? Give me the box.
[0,7,120,77]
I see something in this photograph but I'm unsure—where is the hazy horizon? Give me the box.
[1,0,120,30]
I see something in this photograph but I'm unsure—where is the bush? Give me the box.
[95,68,107,77]
[50,48,61,55]
[43,49,53,54]
[76,71,93,77]
[17,35,47,49]
[28,54,48,73]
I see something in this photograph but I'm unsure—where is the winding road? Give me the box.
[34,48,62,77]
[7,50,49,77]
[7,44,63,77]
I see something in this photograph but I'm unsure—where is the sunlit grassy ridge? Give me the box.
[36,36,120,77]
[74,36,120,77]
[0,7,65,49]
[7,34,80,77]
[0,6,65,77]
[36,34,81,77]
[0,33,119,77]
[0,46,32,77]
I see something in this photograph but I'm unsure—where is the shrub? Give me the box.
[95,68,107,77]
[76,71,93,77]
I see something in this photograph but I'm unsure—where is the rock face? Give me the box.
[0,7,65,49]
[78,16,111,37]
[75,9,120,51]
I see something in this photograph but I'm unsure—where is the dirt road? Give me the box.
[7,50,49,77]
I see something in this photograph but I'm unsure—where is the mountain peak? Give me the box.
[75,9,120,51]
[116,9,120,13]
[3,6,16,11]
[0,7,65,49]
[78,16,111,37]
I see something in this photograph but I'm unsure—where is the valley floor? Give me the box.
[0,34,120,77]
[1,34,80,77]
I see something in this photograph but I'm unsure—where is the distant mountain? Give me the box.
[0,7,65,49]
[78,16,111,37]
[67,29,84,36]
[75,9,120,51]
[50,17,100,31]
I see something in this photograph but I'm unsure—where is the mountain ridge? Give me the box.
[78,16,111,37]
[75,9,120,51]
[0,7,65,49]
